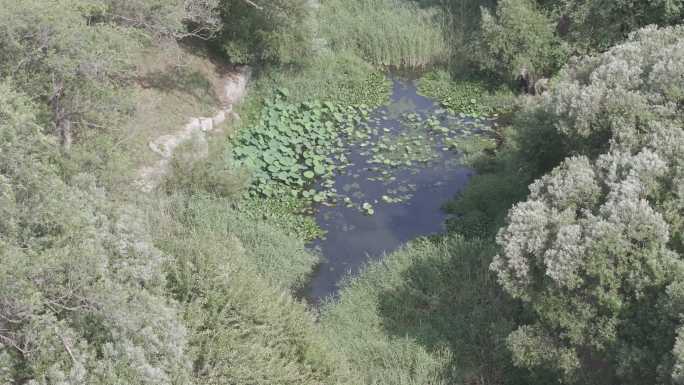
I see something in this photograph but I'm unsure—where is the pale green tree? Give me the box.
[0,82,192,384]
[0,0,139,149]
[491,25,684,384]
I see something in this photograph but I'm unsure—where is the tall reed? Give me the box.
[321,0,448,70]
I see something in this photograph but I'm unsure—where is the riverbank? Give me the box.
[304,77,489,301]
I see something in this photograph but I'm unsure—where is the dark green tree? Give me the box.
[214,0,312,64]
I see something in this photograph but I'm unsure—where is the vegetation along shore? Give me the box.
[1,0,683,384]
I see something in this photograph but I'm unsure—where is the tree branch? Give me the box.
[61,335,76,364]
[0,334,28,355]
[243,0,264,10]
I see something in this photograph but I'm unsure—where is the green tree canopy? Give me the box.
[475,0,568,82]
[214,0,312,64]
[491,25,684,384]
[0,82,191,384]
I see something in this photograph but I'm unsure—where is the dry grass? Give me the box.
[117,42,228,175]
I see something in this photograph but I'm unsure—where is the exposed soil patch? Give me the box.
[135,66,250,192]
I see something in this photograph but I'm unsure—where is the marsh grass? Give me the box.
[321,0,448,70]
[320,235,521,384]
[242,50,391,111]
[141,192,338,384]
[148,192,319,292]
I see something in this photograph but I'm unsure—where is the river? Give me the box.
[305,77,492,302]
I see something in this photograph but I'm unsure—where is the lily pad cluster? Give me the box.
[231,81,499,217]
[230,89,371,200]
[327,108,497,213]
[363,113,438,173]
[418,71,491,117]
[361,110,494,178]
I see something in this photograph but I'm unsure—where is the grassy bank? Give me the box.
[316,114,537,384]
[320,235,524,384]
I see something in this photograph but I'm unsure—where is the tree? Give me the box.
[491,25,684,384]
[0,0,140,149]
[0,82,192,384]
[474,0,568,87]
[555,0,684,51]
[102,0,221,40]
[0,0,220,150]
[214,0,312,64]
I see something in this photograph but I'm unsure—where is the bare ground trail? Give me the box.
[135,65,251,192]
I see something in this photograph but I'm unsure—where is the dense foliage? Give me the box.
[0,0,139,148]
[476,0,567,82]
[0,83,191,384]
[215,0,312,64]
[2,0,684,384]
[492,25,684,384]
[321,0,448,69]
[151,193,335,385]
[0,1,337,383]
[427,0,684,88]
[320,235,524,385]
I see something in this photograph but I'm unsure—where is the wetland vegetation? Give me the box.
[1,1,683,385]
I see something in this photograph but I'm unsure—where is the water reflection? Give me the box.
[305,77,477,302]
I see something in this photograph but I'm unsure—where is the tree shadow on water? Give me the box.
[375,236,530,384]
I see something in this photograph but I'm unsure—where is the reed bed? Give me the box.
[321,0,448,70]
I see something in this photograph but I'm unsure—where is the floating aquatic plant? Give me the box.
[230,89,371,201]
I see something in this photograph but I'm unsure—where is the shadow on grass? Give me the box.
[374,236,529,384]
[138,68,219,105]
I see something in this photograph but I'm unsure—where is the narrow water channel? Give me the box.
[305,77,490,302]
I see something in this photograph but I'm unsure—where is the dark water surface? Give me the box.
[305,78,479,302]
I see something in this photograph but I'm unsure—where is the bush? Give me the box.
[491,25,684,384]
[148,192,336,385]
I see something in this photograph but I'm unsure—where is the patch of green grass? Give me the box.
[153,193,320,291]
[320,235,522,385]
[418,69,492,117]
[321,0,448,69]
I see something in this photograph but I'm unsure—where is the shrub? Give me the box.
[0,83,192,384]
[475,0,568,83]
[491,25,684,384]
